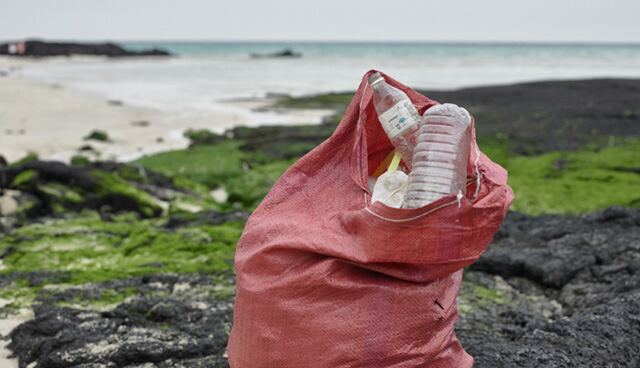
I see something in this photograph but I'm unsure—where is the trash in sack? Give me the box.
[369,73,472,208]
[371,151,407,208]
[227,70,515,368]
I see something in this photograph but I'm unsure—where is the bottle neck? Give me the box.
[370,79,385,89]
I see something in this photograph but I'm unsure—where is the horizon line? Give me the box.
[2,37,640,47]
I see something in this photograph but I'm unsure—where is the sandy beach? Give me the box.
[0,57,332,164]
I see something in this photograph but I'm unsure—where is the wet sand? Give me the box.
[0,299,32,368]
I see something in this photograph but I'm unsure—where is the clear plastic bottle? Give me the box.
[368,72,421,167]
[403,103,471,208]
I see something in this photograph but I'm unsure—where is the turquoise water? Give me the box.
[124,41,640,60]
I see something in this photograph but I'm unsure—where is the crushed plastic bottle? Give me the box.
[403,103,471,208]
[368,72,421,167]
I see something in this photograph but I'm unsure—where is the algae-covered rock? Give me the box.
[9,169,38,190]
[84,130,110,142]
[2,161,169,218]
[90,170,163,218]
[184,129,225,146]
[71,155,91,166]
[8,152,39,168]
[0,213,242,289]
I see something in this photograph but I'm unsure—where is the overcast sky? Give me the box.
[1,0,639,43]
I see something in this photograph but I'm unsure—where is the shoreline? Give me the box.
[0,57,333,164]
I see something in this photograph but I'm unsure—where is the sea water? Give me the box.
[11,41,640,115]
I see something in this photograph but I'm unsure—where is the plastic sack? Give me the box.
[227,70,515,367]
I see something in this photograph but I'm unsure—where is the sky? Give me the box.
[1,0,639,43]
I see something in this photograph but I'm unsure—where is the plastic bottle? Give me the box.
[368,72,421,167]
[403,103,471,208]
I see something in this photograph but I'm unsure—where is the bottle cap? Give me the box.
[368,72,384,86]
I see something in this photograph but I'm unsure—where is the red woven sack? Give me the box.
[227,70,515,367]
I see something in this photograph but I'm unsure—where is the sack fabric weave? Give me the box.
[227,70,515,367]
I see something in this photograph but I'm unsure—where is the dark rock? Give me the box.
[0,154,7,194]
[107,100,123,106]
[461,289,640,368]
[8,275,233,368]
[584,205,640,226]
[0,40,171,58]
[165,209,249,229]
[182,122,336,160]
[473,208,640,290]
[422,79,640,154]
[232,123,335,160]
[131,121,150,127]
[84,130,110,142]
[460,207,640,367]
[78,144,96,152]
[0,270,71,288]
[250,48,302,58]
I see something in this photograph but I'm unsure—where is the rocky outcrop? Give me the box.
[422,79,640,154]
[250,48,302,58]
[0,40,171,57]
[7,275,233,368]
[5,207,640,367]
[185,124,337,160]
[459,207,640,367]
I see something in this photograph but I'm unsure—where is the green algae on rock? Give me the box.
[3,161,170,218]
[0,212,242,311]
[90,170,164,217]
[84,129,110,142]
[136,141,297,210]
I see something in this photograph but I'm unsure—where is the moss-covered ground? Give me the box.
[1,83,639,315]
[0,212,241,310]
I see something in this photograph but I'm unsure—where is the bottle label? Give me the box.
[378,100,420,139]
